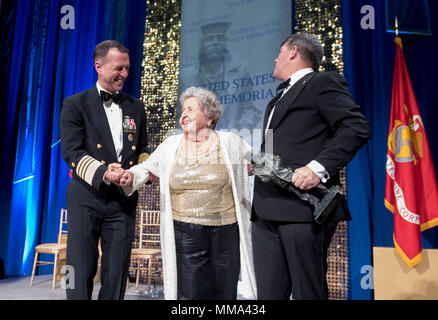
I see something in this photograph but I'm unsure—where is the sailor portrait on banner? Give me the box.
[179,22,261,130]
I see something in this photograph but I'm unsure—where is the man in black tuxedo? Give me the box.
[60,40,148,300]
[251,33,371,300]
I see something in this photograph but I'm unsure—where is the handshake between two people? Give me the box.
[104,163,158,186]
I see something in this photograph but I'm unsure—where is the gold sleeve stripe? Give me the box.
[77,156,93,178]
[138,152,149,164]
[80,157,95,181]
[76,155,103,186]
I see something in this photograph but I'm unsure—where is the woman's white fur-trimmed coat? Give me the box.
[123,131,257,300]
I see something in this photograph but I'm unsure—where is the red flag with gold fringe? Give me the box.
[385,37,438,268]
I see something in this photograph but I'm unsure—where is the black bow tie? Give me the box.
[100,91,122,104]
[276,79,290,91]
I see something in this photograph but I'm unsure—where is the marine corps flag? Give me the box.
[385,37,438,268]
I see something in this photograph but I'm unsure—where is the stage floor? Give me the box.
[0,274,161,300]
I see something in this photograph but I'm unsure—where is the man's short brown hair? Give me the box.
[93,40,129,62]
[281,33,324,71]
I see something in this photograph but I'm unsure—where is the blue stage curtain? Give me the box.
[0,0,19,278]
[342,0,438,299]
[0,0,146,278]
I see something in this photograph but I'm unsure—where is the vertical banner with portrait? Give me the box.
[178,0,292,134]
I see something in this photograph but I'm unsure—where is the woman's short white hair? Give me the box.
[180,86,223,129]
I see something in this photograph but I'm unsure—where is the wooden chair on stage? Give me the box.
[30,208,68,289]
[93,240,103,283]
[129,210,162,293]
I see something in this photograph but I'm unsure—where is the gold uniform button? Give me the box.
[101,160,106,165]
[131,146,136,151]
[71,162,76,168]
[97,144,102,149]
[129,161,134,166]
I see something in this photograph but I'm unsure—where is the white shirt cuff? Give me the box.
[306,160,330,183]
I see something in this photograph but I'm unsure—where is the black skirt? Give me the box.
[173,220,240,300]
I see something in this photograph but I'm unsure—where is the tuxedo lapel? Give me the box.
[264,72,316,143]
[88,86,118,162]
[263,91,283,130]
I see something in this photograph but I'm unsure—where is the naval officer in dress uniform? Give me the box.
[60,40,149,300]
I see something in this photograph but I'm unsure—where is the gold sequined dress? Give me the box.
[169,140,237,226]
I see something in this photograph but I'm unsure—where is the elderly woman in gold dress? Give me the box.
[117,87,256,300]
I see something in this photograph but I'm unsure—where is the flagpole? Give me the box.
[394,16,402,48]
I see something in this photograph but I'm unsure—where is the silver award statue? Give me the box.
[247,152,344,224]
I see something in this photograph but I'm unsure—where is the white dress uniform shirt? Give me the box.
[96,81,123,162]
[96,81,123,185]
